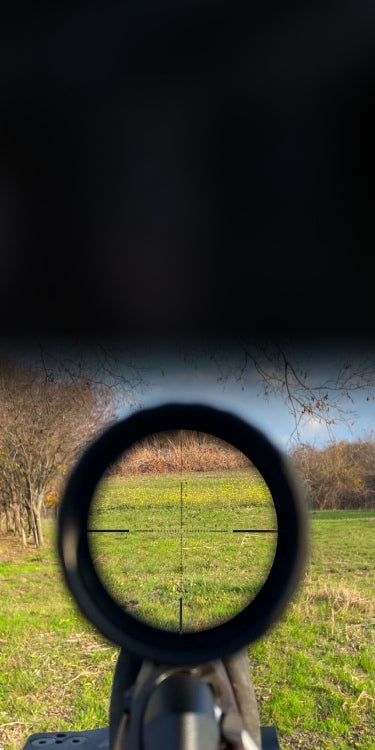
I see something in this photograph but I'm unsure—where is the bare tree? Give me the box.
[0,356,114,547]
[197,338,375,443]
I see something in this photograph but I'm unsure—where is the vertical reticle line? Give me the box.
[179,430,183,633]
[180,479,183,529]
[180,482,183,581]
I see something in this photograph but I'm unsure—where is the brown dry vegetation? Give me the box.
[291,440,375,511]
[108,430,251,475]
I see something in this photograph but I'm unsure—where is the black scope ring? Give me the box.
[58,402,308,665]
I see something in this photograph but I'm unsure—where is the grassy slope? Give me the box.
[249,511,375,749]
[0,473,374,750]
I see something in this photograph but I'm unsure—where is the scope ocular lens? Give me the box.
[88,430,278,633]
[58,403,307,664]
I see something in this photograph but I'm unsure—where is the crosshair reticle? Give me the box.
[87,430,278,633]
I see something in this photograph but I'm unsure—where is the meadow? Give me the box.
[0,469,374,750]
[89,468,277,631]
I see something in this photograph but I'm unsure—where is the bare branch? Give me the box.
[213,338,375,442]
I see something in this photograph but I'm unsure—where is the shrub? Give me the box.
[291,439,375,510]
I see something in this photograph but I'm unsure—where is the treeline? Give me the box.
[1,350,374,549]
[291,439,375,510]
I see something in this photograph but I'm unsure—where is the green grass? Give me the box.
[249,511,375,749]
[0,471,374,750]
[89,468,276,631]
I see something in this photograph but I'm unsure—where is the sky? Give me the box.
[3,337,375,454]
[116,341,375,453]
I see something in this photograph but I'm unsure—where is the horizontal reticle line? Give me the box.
[87,529,129,533]
[233,529,278,533]
[87,528,278,533]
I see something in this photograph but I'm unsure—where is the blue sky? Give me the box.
[117,342,375,453]
[7,337,374,454]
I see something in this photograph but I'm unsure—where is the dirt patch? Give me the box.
[0,536,37,562]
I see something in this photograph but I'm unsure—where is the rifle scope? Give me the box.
[58,402,307,665]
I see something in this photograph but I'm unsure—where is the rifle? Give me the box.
[22,402,308,750]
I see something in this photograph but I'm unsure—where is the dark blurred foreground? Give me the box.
[1,2,374,346]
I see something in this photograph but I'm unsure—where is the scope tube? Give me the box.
[142,673,220,750]
[58,402,308,664]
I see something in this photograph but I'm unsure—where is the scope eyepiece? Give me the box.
[58,402,307,665]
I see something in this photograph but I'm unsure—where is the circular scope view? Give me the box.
[88,430,278,632]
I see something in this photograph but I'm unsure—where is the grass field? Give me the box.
[0,470,374,750]
[89,468,277,631]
